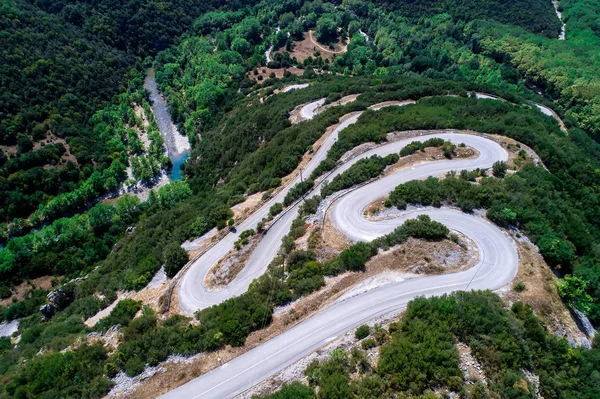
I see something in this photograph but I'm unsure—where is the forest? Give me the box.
[2,0,600,397]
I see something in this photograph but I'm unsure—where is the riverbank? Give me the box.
[144,69,191,180]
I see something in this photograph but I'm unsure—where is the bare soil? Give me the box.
[205,236,260,290]
[247,66,304,82]
[272,30,347,64]
[367,235,475,276]
[35,133,78,167]
[506,234,587,344]
[0,276,57,307]
[231,191,264,221]
[457,342,487,385]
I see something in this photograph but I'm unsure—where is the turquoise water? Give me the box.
[170,152,189,181]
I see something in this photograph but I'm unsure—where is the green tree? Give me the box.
[355,325,370,340]
[231,37,252,56]
[492,161,508,178]
[538,233,575,267]
[315,15,339,44]
[556,275,594,313]
[88,203,116,233]
[163,243,189,277]
[116,194,140,220]
[158,181,192,209]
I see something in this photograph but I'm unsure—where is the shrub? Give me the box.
[361,338,377,350]
[124,357,145,377]
[514,281,526,292]
[492,160,508,178]
[163,243,189,277]
[270,202,283,217]
[339,242,377,272]
[355,325,370,340]
[95,299,142,331]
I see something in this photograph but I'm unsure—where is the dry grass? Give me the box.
[0,276,57,307]
[272,30,347,64]
[247,66,304,82]
[506,238,585,342]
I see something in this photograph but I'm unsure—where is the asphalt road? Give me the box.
[178,102,409,314]
[299,98,325,120]
[164,125,518,397]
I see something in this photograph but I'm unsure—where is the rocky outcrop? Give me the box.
[40,287,74,321]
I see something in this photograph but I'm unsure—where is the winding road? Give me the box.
[164,97,521,398]
[178,102,408,313]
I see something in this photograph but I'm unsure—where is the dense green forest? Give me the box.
[2,0,600,397]
[28,0,262,55]
[258,291,600,399]
[377,0,562,37]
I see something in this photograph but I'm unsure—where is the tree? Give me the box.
[340,242,376,271]
[538,233,574,267]
[262,382,315,399]
[237,17,262,44]
[492,161,508,178]
[278,13,295,29]
[116,194,140,220]
[556,275,594,313]
[163,243,189,277]
[190,216,208,237]
[355,325,370,340]
[231,37,251,57]
[319,372,350,399]
[88,203,115,233]
[315,16,339,44]
[158,181,192,209]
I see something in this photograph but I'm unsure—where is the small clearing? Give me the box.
[457,342,487,385]
[270,30,347,64]
[0,320,19,338]
[0,275,56,307]
[247,66,304,82]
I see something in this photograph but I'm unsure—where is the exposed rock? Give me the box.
[40,303,55,321]
[573,308,597,339]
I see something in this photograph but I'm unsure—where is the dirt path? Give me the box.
[308,30,348,55]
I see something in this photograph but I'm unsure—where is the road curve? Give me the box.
[163,131,518,398]
[178,103,410,314]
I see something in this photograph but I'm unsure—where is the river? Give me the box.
[553,0,566,40]
[143,69,191,181]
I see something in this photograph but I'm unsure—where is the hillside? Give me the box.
[377,0,562,37]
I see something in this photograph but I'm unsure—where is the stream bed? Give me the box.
[144,69,190,180]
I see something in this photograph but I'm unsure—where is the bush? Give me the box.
[514,281,526,292]
[163,243,189,277]
[95,299,142,332]
[321,154,398,198]
[270,202,283,217]
[124,357,145,377]
[361,338,377,350]
[399,138,446,156]
[355,325,370,340]
[339,242,377,272]
[492,160,508,178]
